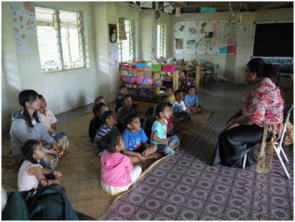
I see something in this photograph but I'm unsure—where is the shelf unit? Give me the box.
[120,66,179,102]
[178,64,201,91]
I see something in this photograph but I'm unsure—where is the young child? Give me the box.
[166,103,175,136]
[117,95,136,132]
[100,130,142,196]
[95,96,105,104]
[151,103,180,155]
[166,87,175,102]
[184,86,202,113]
[88,103,108,142]
[38,94,58,135]
[95,111,117,154]
[122,113,158,161]
[115,85,128,112]
[160,95,170,104]
[18,140,62,192]
[171,90,191,120]
[142,106,155,140]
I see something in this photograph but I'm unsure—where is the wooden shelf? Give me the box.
[120,64,179,102]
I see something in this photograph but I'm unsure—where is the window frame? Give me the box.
[117,18,136,63]
[156,23,167,59]
[35,5,88,73]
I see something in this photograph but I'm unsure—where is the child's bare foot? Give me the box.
[151,153,162,159]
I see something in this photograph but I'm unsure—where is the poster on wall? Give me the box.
[109,42,119,71]
[10,2,37,53]
[174,20,237,55]
[185,40,196,54]
[175,38,185,54]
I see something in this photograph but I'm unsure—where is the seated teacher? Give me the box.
[10,90,58,158]
[212,58,284,167]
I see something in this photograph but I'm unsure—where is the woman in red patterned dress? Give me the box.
[212,58,284,167]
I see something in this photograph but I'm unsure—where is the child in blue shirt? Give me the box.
[151,103,180,155]
[122,114,158,161]
[184,86,202,113]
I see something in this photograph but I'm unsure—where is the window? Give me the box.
[35,7,87,72]
[118,18,135,62]
[156,24,166,59]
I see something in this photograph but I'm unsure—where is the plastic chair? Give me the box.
[242,105,293,179]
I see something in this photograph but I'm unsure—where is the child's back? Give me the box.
[101,151,133,187]
[100,131,142,195]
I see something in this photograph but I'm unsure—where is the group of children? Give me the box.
[89,85,202,195]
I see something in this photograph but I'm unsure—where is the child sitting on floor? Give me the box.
[184,86,202,113]
[18,140,62,192]
[95,111,117,154]
[167,103,175,136]
[100,130,142,196]
[115,85,128,112]
[151,103,180,155]
[165,87,175,102]
[117,95,136,132]
[160,95,170,104]
[88,103,108,142]
[38,94,57,135]
[171,90,191,120]
[142,107,155,140]
[122,113,158,162]
[95,96,105,104]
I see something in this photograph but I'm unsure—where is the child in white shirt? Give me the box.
[171,90,191,121]
[38,95,57,135]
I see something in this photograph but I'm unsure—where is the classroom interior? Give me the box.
[2,1,294,220]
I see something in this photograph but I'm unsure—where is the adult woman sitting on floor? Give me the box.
[212,58,284,167]
[10,90,58,160]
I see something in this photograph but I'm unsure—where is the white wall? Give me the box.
[2,3,293,132]
[171,8,293,83]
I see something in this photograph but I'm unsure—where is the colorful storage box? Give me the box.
[162,64,176,72]
[121,75,137,84]
[151,64,162,71]
[121,64,133,69]
[135,63,146,68]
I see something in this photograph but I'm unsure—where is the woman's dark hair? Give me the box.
[154,103,169,119]
[18,90,40,128]
[101,130,121,153]
[247,58,276,78]
[101,110,114,124]
[92,102,106,116]
[22,139,40,164]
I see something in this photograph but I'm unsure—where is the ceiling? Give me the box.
[128,2,293,14]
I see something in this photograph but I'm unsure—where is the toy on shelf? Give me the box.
[119,61,179,102]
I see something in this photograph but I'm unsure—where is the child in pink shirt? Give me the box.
[100,130,142,195]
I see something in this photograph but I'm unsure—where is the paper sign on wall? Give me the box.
[174,20,237,55]
[10,2,37,53]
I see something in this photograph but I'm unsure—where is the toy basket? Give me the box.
[162,64,176,72]
[151,64,162,71]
